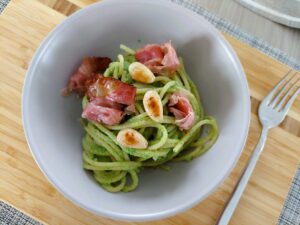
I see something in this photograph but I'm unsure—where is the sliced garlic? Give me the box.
[128,62,155,84]
[143,90,163,122]
[117,128,148,149]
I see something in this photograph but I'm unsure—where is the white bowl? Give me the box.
[22,0,250,221]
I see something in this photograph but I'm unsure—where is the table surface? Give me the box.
[0,0,300,225]
[194,0,300,62]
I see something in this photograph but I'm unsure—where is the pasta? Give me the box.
[80,44,218,192]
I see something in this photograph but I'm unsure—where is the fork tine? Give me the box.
[275,77,300,110]
[263,70,292,104]
[280,87,300,114]
[269,72,297,107]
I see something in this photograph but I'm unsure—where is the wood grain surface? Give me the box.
[0,1,300,225]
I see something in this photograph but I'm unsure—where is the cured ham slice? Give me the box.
[83,75,136,125]
[82,99,124,125]
[88,74,136,106]
[91,97,123,110]
[63,57,111,96]
[135,44,164,66]
[168,92,195,130]
[135,41,180,74]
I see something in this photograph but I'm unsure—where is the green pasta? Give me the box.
[81,44,218,192]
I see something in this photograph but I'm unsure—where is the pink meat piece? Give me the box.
[88,74,136,106]
[63,57,111,96]
[168,92,195,130]
[135,41,180,75]
[82,99,124,125]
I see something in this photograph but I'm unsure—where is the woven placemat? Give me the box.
[0,201,42,225]
[0,0,9,14]
[277,167,300,225]
[1,0,300,224]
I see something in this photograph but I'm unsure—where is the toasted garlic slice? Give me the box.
[117,128,148,149]
[129,62,155,84]
[143,90,163,122]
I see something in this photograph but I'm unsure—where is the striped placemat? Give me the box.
[0,201,42,225]
[0,0,9,14]
[1,0,300,224]
[277,167,300,225]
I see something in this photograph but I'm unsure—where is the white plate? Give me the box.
[236,0,300,28]
[22,0,250,221]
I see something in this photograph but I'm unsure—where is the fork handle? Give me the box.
[215,126,269,225]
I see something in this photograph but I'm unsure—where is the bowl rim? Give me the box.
[22,0,251,221]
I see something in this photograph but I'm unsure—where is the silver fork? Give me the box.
[216,70,300,225]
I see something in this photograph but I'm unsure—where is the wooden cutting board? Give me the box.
[1,1,300,225]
